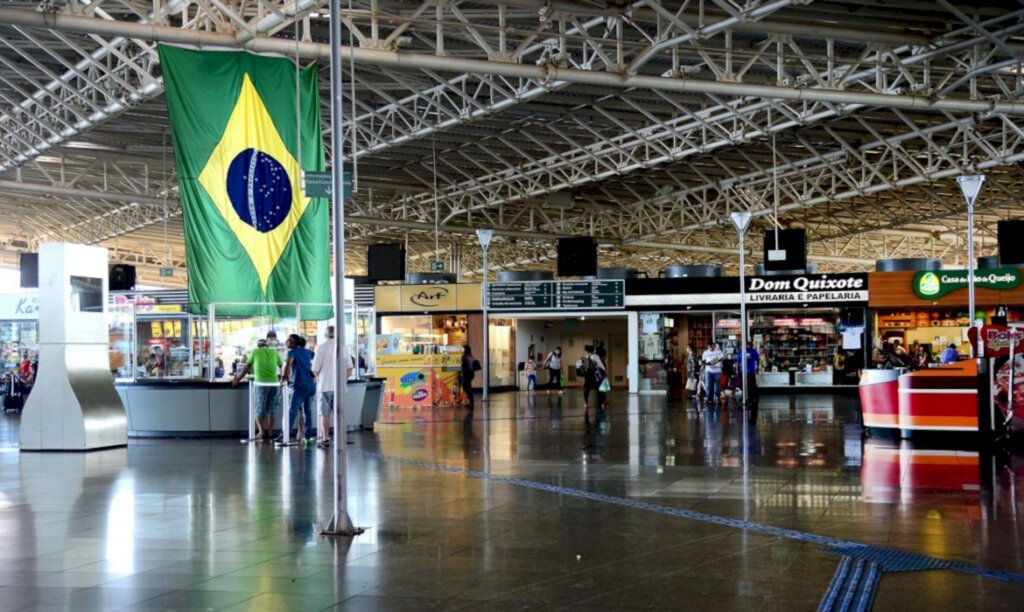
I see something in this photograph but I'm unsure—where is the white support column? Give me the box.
[627,311,639,394]
[20,242,127,450]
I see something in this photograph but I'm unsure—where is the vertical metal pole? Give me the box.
[208,303,216,382]
[482,245,489,402]
[324,0,359,536]
[968,198,976,333]
[248,381,255,441]
[739,231,748,408]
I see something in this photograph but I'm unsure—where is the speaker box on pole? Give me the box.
[109,265,136,291]
[762,228,807,272]
[557,237,598,277]
[998,220,1024,266]
[19,253,38,289]
[367,244,406,281]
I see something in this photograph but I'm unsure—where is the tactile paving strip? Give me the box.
[356,449,1024,586]
[818,557,881,612]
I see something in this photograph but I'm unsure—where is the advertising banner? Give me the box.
[913,268,1022,299]
[745,273,868,305]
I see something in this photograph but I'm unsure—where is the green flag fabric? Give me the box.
[159,46,331,319]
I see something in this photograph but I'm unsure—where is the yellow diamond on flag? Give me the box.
[198,74,309,293]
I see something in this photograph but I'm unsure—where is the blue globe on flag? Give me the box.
[226,148,292,232]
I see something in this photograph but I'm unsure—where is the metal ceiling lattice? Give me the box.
[0,0,1022,286]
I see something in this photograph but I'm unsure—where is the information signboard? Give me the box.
[487,280,624,310]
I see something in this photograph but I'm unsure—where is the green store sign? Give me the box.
[913,268,1022,299]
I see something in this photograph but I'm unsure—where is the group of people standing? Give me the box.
[686,341,759,407]
[231,326,351,445]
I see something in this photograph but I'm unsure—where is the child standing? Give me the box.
[525,355,537,392]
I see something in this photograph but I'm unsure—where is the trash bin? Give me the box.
[361,378,385,430]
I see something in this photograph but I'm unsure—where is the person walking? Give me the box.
[580,344,607,419]
[543,347,563,394]
[311,326,353,448]
[741,343,759,407]
[461,345,479,410]
[702,342,724,404]
[525,354,538,392]
[282,334,316,444]
[231,337,283,440]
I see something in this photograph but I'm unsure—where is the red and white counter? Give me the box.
[859,362,979,435]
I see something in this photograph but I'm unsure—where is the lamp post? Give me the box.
[957,175,986,339]
[321,0,360,537]
[476,229,493,402]
[730,211,753,409]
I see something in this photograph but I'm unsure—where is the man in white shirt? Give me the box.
[312,326,353,447]
[702,342,724,404]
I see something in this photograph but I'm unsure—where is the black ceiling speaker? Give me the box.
[557,237,598,277]
[762,228,807,273]
[19,253,38,289]
[998,220,1024,266]
[367,243,406,281]
[109,264,137,291]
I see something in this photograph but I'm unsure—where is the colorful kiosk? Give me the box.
[374,282,481,422]
[861,264,1024,437]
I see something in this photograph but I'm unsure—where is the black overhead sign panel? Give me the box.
[487,280,624,310]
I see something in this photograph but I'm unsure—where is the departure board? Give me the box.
[486,280,624,310]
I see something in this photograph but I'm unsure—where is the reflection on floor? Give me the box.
[0,391,1022,610]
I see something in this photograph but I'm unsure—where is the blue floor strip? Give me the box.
[819,558,881,612]
[356,449,1024,587]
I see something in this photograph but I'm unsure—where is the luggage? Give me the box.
[3,391,23,413]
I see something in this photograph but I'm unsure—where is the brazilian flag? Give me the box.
[159,46,331,318]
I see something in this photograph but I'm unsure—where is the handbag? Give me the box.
[685,378,697,392]
[598,377,611,393]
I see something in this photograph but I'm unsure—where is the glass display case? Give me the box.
[638,313,668,393]
[489,318,515,387]
[0,321,38,371]
[106,295,368,383]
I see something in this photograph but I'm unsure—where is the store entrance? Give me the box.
[506,314,630,391]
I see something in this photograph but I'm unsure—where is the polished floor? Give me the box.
[1,391,1023,610]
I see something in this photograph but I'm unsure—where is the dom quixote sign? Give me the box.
[914,268,1022,299]
[745,273,868,304]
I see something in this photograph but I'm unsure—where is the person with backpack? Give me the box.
[462,345,480,410]
[282,334,316,444]
[578,344,607,419]
[543,347,563,394]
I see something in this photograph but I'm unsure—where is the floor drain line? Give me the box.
[356,449,1024,587]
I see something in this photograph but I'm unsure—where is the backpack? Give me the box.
[472,358,481,371]
[575,355,594,377]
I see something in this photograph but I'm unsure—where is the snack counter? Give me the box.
[377,352,466,424]
[859,362,978,436]
[115,380,248,435]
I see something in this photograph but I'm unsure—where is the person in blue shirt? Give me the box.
[283,334,316,443]
[741,345,759,406]
[939,343,960,364]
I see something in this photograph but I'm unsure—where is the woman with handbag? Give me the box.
[580,344,607,419]
[686,344,699,399]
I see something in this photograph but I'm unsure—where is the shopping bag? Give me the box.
[598,377,611,393]
[685,378,697,392]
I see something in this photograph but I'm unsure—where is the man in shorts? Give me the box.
[312,326,353,447]
[232,337,283,439]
